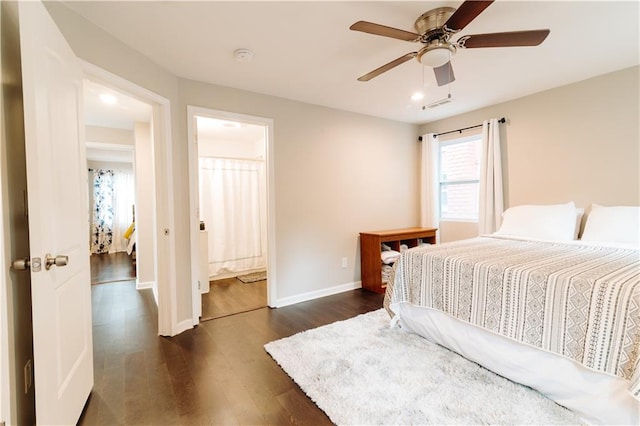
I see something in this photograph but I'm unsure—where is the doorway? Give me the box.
[83,79,152,291]
[188,107,276,323]
[86,164,136,286]
[82,61,175,337]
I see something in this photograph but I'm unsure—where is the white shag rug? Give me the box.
[264,309,584,425]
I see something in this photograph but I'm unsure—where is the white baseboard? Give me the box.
[274,281,362,308]
[136,280,155,290]
[174,318,193,335]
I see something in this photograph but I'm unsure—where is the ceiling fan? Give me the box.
[350,0,550,86]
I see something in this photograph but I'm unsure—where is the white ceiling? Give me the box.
[67,1,639,125]
[84,80,150,162]
[84,78,263,149]
[84,79,152,130]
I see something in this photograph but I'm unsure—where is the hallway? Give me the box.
[90,253,136,285]
[79,281,383,424]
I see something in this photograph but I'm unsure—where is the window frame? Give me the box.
[437,133,482,223]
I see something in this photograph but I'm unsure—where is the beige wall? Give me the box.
[134,122,156,290]
[86,125,134,145]
[179,79,419,301]
[47,2,419,321]
[420,66,640,242]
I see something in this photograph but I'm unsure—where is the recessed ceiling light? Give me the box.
[411,92,425,101]
[99,93,117,105]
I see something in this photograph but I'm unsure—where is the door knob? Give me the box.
[45,254,68,270]
[12,258,30,271]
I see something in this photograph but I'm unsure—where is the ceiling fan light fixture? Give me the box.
[417,43,456,68]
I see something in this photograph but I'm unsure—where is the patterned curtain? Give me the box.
[91,169,115,254]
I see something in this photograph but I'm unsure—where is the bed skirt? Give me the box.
[391,302,640,425]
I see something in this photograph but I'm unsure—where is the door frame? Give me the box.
[187,106,276,325]
[0,119,9,426]
[82,60,177,336]
[0,19,8,418]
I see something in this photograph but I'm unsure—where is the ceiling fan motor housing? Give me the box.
[349,1,550,85]
[414,7,457,67]
[415,7,456,40]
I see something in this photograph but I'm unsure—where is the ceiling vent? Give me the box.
[422,93,453,109]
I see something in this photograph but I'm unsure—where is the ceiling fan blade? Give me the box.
[444,0,494,32]
[433,61,455,86]
[350,21,420,42]
[357,53,417,82]
[460,30,550,48]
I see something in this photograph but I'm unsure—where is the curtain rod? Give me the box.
[418,117,506,141]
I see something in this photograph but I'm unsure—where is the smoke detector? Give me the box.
[234,48,254,62]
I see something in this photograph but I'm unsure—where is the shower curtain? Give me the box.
[198,157,267,277]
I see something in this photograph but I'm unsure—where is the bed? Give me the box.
[124,221,136,264]
[384,203,640,425]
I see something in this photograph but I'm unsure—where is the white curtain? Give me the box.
[479,118,504,234]
[110,169,136,253]
[199,157,266,277]
[420,133,440,241]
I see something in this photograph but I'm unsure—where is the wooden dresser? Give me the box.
[359,227,437,293]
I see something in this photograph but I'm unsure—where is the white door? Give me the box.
[18,2,93,424]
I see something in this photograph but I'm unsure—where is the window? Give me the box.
[439,135,481,221]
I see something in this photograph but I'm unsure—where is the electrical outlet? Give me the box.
[24,359,32,394]
[341,257,348,268]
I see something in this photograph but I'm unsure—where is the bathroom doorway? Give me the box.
[188,107,275,322]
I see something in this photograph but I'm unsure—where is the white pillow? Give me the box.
[494,202,578,241]
[581,204,640,245]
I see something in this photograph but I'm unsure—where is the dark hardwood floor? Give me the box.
[201,277,267,321]
[90,252,136,285]
[79,281,384,425]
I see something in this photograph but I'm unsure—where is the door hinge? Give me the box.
[197,280,201,290]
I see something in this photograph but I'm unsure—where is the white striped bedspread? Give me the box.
[388,236,640,397]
